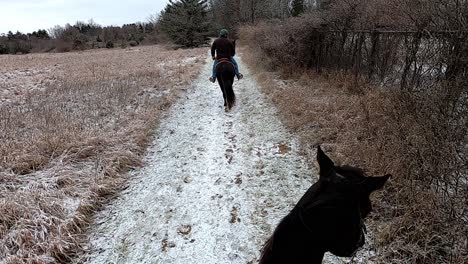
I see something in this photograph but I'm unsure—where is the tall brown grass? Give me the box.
[0,46,206,263]
[240,22,467,263]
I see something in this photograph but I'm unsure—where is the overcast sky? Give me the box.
[0,0,169,34]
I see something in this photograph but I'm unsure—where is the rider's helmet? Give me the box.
[219,29,229,38]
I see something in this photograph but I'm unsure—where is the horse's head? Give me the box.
[305,146,390,257]
[260,146,390,263]
[317,146,390,218]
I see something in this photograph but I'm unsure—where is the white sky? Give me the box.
[0,0,169,34]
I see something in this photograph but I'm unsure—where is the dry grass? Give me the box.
[240,26,467,263]
[0,45,207,263]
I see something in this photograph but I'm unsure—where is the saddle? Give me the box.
[216,58,235,70]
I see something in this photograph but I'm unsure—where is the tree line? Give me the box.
[160,0,468,46]
[0,0,314,54]
[2,0,466,53]
[0,19,160,55]
[157,0,311,46]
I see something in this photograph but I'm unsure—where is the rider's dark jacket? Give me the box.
[211,37,235,60]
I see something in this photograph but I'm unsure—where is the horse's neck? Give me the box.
[259,251,324,264]
[290,213,327,264]
[295,238,326,264]
[280,220,327,264]
[309,250,325,264]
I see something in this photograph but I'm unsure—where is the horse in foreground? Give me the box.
[260,146,391,264]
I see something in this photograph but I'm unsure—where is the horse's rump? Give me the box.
[216,58,235,71]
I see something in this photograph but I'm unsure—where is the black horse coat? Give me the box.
[260,146,390,264]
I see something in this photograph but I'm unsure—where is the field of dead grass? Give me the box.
[0,45,206,263]
[239,39,467,263]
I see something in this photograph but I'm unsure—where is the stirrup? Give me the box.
[209,76,215,83]
[237,73,244,80]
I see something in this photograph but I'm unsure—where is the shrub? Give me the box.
[0,43,9,54]
[106,41,114,49]
[129,40,139,47]
[55,40,73,52]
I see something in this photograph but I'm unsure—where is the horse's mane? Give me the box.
[259,214,292,264]
[259,236,273,264]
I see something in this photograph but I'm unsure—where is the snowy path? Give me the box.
[83,54,352,264]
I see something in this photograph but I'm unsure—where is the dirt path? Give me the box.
[82,54,361,264]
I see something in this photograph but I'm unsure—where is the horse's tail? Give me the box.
[221,71,236,110]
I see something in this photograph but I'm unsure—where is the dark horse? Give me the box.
[260,146,391,264]
[215,40,236,111]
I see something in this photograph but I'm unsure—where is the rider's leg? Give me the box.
[210,59,218,82]
[230,57,243,80]
[230,57,239,76]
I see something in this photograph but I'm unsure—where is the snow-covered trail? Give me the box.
[82,53,351,264]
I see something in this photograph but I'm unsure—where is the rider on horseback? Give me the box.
[209,29,243,83]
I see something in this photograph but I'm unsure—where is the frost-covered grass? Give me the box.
[0,45,206,263]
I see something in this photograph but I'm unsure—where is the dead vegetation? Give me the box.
[0,45,206,263]
[240,20,467,263]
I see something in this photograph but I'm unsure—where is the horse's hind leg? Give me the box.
[217,79,227,106]
[222,89,227,107]
[226,79,235,110]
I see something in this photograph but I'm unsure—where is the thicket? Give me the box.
[238,0,467,263]
[0,20,160,55]
[0,30,51,54]
[208,0,297,35]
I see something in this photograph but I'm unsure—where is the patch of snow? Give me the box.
[0,68,54,106]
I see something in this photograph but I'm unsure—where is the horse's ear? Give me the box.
[317,145,334,178]
[364,174,391,193]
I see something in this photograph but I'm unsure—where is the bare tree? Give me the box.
[210,0,292,27]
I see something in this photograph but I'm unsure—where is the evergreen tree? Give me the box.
[291,0,305,17]
[30,29,50,39]
[159,0,210,47]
